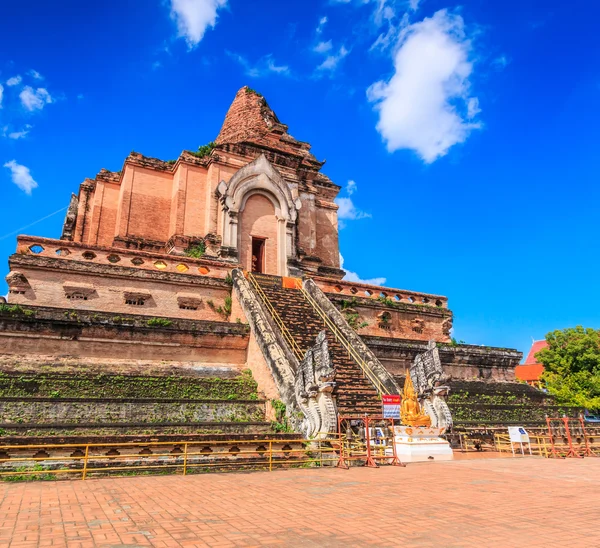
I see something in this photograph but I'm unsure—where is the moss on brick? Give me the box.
[0,371,258,401]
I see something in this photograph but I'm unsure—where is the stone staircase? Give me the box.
[250,274,381,415]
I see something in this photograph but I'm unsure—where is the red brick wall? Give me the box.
[0,323,248,365]
[124,167,173,242]
[315,205,339,268]
[10,265,232,322]
[91,181,120,246]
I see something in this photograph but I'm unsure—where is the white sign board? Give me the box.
[507,427,531,456]
[508,427,530,443]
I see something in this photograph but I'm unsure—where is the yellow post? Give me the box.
[269,441,273,472]
[82,445,90,481]
[183,443,189,476]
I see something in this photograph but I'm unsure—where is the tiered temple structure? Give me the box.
[1,86,544,440]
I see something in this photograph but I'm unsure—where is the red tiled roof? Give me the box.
[515,363,545,382]
[515,340,548,382]
[524,340,548,365]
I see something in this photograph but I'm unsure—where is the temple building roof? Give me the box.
[215,86,321,164]
[515,340,547,383]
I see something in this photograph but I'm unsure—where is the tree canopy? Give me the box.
[536,326,600,410]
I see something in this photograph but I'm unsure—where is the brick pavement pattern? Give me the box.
[1,457,599,547]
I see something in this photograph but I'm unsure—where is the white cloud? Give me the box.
[335,196,371,220]
[408,0,420,11]
[27,69,43,79]
[316,16,328,34]
[265,58,290,75]
[4,160,38,195]
[346,179,357,195]
[317,45,349,71]
[19,86,53,111]
[0,84,3,108]
[6,75,22,86]
[467,97,481,119]
[226,52,290,78]
[374,0,395,27]
[314,40,333,53]
[492,55,510,70]
[3,124,32,140]
[340,254,386,286]
[368,9,481,163]
[170,0,227,48]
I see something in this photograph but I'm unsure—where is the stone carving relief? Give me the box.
[61,193,79,241]
[294,331,338,439]
[410,340,453,431]
[442,317,453,338]
[5,271,30,293]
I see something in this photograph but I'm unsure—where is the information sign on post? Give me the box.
[382,395,401,420]
[507,426,532,456]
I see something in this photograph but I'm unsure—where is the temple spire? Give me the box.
[215,86,284,146]
[215,86,318,162]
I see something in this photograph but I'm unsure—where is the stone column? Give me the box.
[229,211,239,252]
[277,216,287,276]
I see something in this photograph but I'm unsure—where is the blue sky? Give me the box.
[1,0,599,357]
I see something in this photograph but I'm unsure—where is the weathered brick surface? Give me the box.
[364,336,522,381]
[0,399,265,425]
[9,247,234,322]
[0,306,249,364]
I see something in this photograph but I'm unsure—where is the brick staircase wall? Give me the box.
[251,274,382,415]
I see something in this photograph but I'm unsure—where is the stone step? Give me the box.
[253,277,382,415]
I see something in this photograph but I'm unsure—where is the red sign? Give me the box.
[382,395,401,419]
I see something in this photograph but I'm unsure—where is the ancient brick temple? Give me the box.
[1,87,528,438]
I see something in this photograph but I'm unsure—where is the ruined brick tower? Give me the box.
[1,86,524,438]
[61,86,343,280]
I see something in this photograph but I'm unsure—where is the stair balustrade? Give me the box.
[294,279,389,397]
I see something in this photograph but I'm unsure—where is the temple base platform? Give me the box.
[392,425,454,463]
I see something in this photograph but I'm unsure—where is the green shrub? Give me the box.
[191,142,216,159]
[185,240,206,258]
[146,318,173,328]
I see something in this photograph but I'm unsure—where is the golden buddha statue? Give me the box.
[401,371,431,427]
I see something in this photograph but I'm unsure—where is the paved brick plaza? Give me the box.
[1,457,599,547]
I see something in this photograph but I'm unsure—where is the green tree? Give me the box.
[537,326,600,410]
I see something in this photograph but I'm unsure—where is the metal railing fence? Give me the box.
[246,272,305,361]
[0,437,341,481]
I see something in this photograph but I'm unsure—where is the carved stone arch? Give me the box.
[224,154,299,219]
[216,154,301,275]
[239,188,285,220]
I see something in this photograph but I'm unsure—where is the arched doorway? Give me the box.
[216,154,301,277]
[239,193,279,275]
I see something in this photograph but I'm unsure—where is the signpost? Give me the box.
[507,426,532,456]
[382,395,401,420]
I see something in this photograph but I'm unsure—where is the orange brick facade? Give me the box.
[65,88,344,280]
